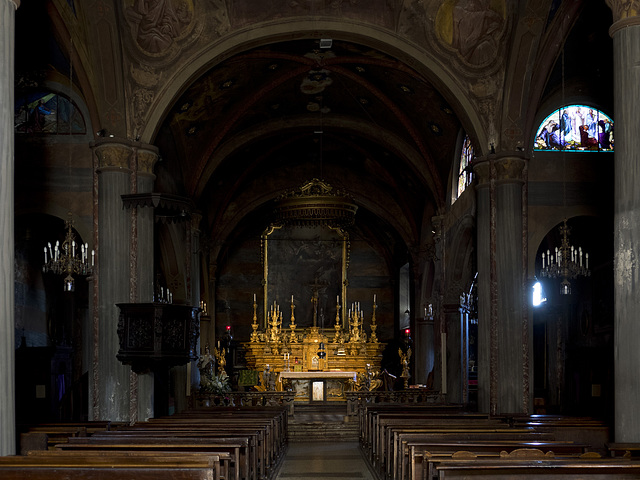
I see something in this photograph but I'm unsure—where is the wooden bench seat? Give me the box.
[435,458,640,479]
[417,446,595,480]
[386,428,553,480]
[0,453,218,480]
[88,431,259,480]
[55,436,247,480]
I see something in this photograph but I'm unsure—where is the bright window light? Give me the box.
[532,281,547,307]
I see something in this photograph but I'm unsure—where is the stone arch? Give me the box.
[140,20,487,157]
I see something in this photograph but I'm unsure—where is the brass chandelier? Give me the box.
[540,218,590,295]
[274,178,357,227]
[43,213,94,292]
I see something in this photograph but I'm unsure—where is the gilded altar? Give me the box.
[243,297,385,400]
[242,179,386,400]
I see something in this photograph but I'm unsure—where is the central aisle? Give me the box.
[274,441,376,480]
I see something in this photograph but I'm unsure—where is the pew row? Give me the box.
[0,453,219,480]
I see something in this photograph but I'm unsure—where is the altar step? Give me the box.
[288,403,358,442]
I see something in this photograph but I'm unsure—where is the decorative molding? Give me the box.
[606,0,640,24]
[93,141,134,171]
[136,146,159,175]
[494,157,526,183]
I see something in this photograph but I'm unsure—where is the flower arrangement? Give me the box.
[201,372,231,395]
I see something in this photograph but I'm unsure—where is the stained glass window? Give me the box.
[456,134,474,200]
[15,92,86,135]
[534,105,613,152]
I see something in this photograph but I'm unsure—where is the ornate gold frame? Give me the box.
[261,224,349,329]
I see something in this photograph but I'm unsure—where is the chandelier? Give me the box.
[43,213,94,292]
[540,218,590,295]
[274,178,357,227]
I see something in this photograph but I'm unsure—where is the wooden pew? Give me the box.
[27,450,230,480]
[607,442,640,458]
[420,448,602,480]
[435,458,640,479]
[131,421,274,477]
[387,428,553,480]
[18,421,122,453]
[56,436,246,480]
[89,430,257,480]
[505,415,610,455]
[409,441,589,480]
[0,453,218,480]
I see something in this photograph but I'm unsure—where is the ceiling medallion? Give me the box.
[274,178,357,227]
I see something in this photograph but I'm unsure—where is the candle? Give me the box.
[374,294,376,303]
[337,295,340,304]
[542,252,545,268]
[44,246,47,263]
[91,250,95,266]
[291,294,294,303]
[586,253,589,269]
[254,293,256,302]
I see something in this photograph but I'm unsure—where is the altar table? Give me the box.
[278,371,357,402]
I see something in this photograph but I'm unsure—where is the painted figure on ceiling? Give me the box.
[436,0,505,66]
[125,0,193,54]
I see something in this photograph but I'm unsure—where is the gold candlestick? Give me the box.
[370,301,378,343]
[289,299,298,343]
[250,298,260,342]
[334,300,342,343]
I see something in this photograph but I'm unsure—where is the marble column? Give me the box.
[607,2,640,442]
[92,139,133,421]
[0,0,19,457]
[189,213,202,391]
[132,143,159,422]
[415,312,435,386]
[474,154,529,415]
[443,303,466,404]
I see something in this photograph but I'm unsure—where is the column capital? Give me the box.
[607,0,640,34]
[473,153,526,186]
[7,0,20,9]
[135,144,159,176]
[494,156,526,183]
[92,139,134,172]
[472,157,492,187]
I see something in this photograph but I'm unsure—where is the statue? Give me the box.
[214,345,226,376]
[197,345,216,392]
[399,347,412,389]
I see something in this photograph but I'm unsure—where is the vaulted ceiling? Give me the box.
[153,39,462,265]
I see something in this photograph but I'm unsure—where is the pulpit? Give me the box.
[116,303,200,415]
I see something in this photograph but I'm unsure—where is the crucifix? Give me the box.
[309,275,327,328]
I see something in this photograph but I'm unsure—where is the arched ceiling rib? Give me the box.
[154,38,464,267]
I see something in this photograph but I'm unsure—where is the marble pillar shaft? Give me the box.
[96,156,132,421]
[132,145,158,422]
[474,155,528,414]
[443,304,468,404]
[474,160,491,414]
[610,15,640,443]
[415,316,435,385]
[0,0,18,457]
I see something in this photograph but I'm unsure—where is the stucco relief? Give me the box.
[435,0,505,67]
[122,1,229,137]
[124,0,195,55]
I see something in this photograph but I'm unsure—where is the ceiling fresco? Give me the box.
[154,39,462,260]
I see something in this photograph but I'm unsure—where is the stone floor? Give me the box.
[274,441,376,480]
